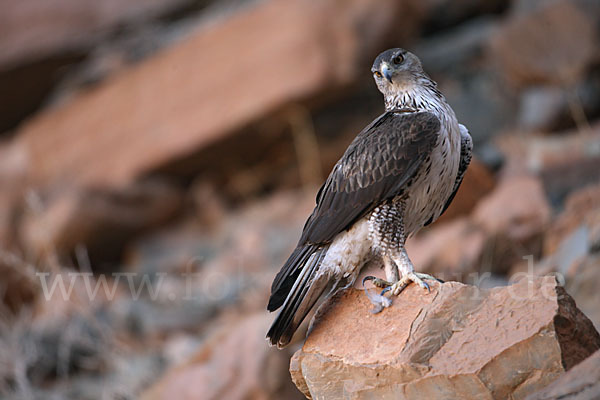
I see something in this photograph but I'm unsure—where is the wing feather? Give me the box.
[299,110,440,245]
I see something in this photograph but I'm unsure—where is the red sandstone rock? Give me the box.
[472,174,551,273]
[291,277,600,399]
[526,349,600,400]
[405,218,486,281]
[12,0,419,190]
[436,158,496,223]
[0,0,185,68]
[141,313,303,400]
[565,255,600,333]
[18,179,182,265]
[489,0,597,87]
[473,174,550,242]
[545,183,600,257]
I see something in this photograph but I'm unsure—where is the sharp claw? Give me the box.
[362,275,377,287]
[380,286,392,296]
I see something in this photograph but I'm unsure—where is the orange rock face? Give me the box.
[526,349,600,400]
[435,158,496,223]
[489,0,597,87]
[13,0,418,190]
[472,174,551,274]
[291,277,600,399]
[142,313,303,400]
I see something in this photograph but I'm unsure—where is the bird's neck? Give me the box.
[384,76,449,116]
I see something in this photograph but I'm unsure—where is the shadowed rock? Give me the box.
[526,349,600,400]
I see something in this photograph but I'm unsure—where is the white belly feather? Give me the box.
[320,218,371,282]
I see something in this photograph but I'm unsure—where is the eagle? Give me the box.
[267,48,472,348]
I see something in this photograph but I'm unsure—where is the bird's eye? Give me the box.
[374,71,383,78]
[393,54,404,65]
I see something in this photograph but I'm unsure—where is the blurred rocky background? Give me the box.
[0,0,599,399]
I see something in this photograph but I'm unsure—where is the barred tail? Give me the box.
[266,246,329,348]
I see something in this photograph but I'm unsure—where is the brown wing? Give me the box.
[299,110,440,245]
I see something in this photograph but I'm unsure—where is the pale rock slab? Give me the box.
[291,277,600,399]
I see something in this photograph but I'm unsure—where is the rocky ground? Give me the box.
[1,0,600,399]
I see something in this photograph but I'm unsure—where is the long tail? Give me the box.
[266,246,330,348]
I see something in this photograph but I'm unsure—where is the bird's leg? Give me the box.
[383,248,441,296]
[384,256,400,283]
[363,199,441,304]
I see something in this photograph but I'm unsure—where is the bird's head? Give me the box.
[371,48,426,96]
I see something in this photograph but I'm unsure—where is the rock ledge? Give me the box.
[290,277,600,399]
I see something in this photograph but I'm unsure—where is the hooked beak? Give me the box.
[381,63,393,83]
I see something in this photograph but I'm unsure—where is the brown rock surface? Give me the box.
[13,0,419,190]
[0,141,27,248]
[545,183,600,257]
[473,174,550,242]
[496,126,600,208]
[565,254,600,332]
[472,174,551,273]
[489,0,597,87]
[526,349,600,400]
[19,179,182,265]
[532,127,600,208]
[0,0,186,68]
[435,157,496,223]
[406,218,486,281]
[291,277,600,399]
[141,313,303,400]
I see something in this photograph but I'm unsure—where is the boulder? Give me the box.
[517,76,600,133]
[520,184,600,332]
[19,179,182,267]
[533,128,600,207]
[472,174,551,274]
[495,125,600,208]
[489,0,597,88]
[526,349,600,400]
[517,86,567,132]
[405,218,487,282]
[565,254,600,332]
[544,183,600,256]
[435,158,496,223]
[0,0,194,133]
[13,0,420,190]
[291,277,600,399]
[0,0,188,69]
[0,140,27,248]
[141,313,303,400]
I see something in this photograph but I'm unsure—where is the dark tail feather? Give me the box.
[267,245,314,312]
[266,246,329,348]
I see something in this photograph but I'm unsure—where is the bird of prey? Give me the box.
[266,48,472,348]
